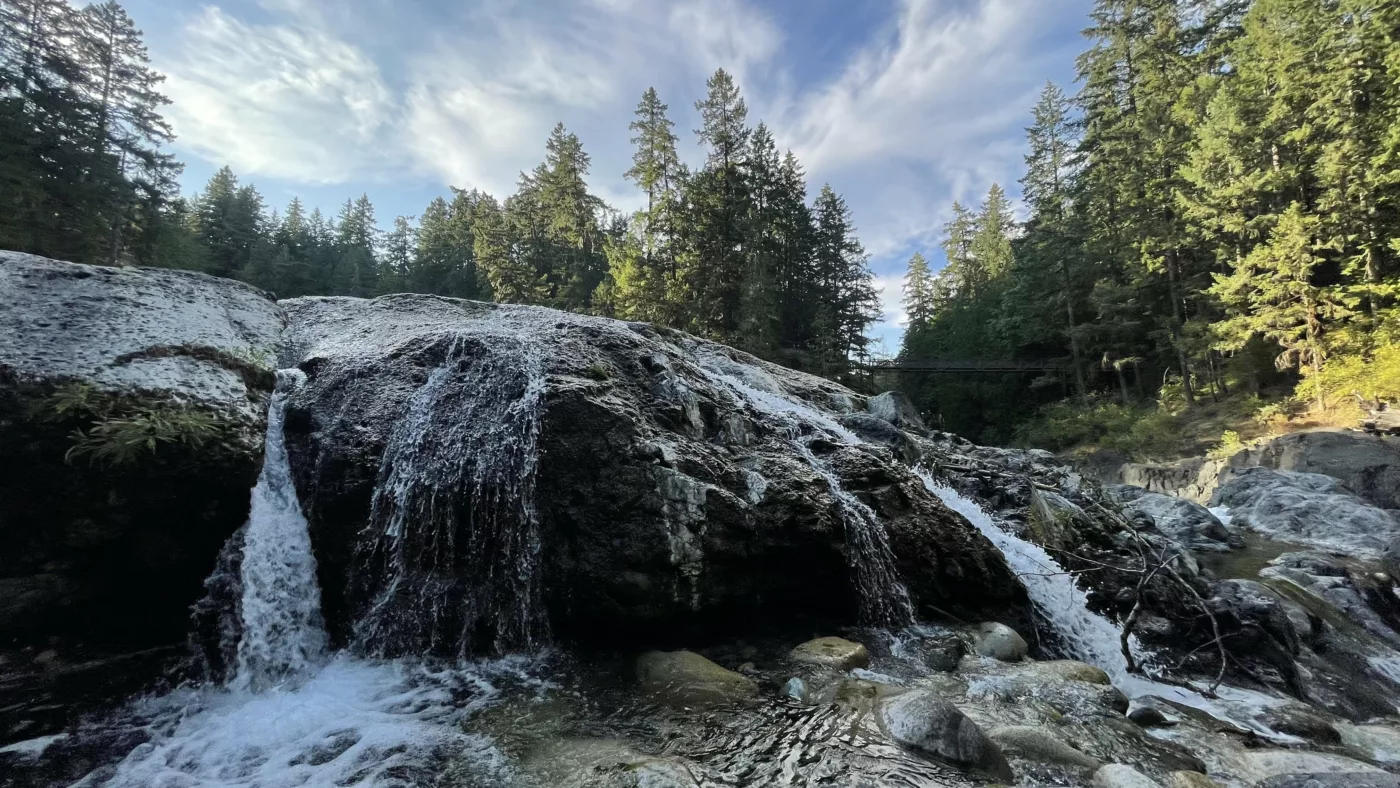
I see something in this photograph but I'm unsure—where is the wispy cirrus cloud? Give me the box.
[160,6,395,184]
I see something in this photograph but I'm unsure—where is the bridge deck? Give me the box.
[859,359,1062,373]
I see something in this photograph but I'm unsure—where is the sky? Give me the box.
[122,0,1094,354]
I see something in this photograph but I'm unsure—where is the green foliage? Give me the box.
[897,0,1400,451]
[66,404,226,465]
[583,362,612,382]
[1208,430,1245,460]
[1013,397,1178,458]
[42,383,234,466]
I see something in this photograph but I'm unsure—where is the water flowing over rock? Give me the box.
[353,333,549,657]
[228,370,328,690]
[278,294,1023,648]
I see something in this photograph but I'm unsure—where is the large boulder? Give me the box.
[635,650,758,707]
[1108,485,1237,551]
[278,295,1027,653]
[878,689,1013,779]
[1227,430,1400,510]
[0,253,283,648]
[1212,468,1400,556]
[867,391,927,434]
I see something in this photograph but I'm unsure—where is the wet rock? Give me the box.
[1256,704,1341,745]
[964,661,1131,717]
[0,253,281,653]
[1031,660,1112,685]
[279,295,1028,650]
[789,637,870,670]
[1338,724,1400,766]
[1108,485,1236,551]
[1238,751,1384,784]
[811,676,904,713]
[867,391,926,434]
[1227,429,1400,511]
[975,623,1028,662]
[1164,772,1223,788]
[1213,468,1399,557]
[635,650,758,708]
[781,677,807,702]
[1093,764,1165,788]
[898,632,966,672]
[1255,775,1400,788]
[877,689,1013,780]
[989,725,1100,773]
[1127,704,1174,727]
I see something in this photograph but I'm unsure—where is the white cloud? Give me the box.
[766,0,1083,262]
[872,273,908,330]
[160,6,395,184]
[397,0,783,196]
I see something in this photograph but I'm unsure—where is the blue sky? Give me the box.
[123,0,1094,353]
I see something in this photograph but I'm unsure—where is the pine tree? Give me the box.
[678,68,752,338]
[75,0,177,263]
[902,252,935,336]
[1209,204,1353,407]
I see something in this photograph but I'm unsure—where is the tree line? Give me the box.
[900,0,1400,443]
[0,0,880,380]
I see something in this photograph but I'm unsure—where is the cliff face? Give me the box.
[0,252,284,647]
[277,294,1028,652]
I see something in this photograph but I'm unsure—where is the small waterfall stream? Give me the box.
[918,472,1293,738]
[71,368,525,788]
[230,369,327,691]
[354,335,549,657]
[695,355,915,628]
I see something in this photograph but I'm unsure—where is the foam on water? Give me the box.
[76,657,515,788]
[919,472,1293,739]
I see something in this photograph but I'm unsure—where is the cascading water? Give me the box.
[68,368,523,787]
[354,334,549,657]
[917,470,1141,679]
[917,471,1293,738]
[230,369,327,691]
[696,354,915,628]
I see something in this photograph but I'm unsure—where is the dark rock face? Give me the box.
[277,295,1027,652]
[0,254,283,649]
[1108,485,1238,552]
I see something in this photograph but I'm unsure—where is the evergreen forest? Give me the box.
[899,0,1400,451]
[1,1,878,381]
[5,0,1400,453]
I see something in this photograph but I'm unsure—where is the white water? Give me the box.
[231,369,327,692]
[74,369,531,787]
[356,334,549,656]
[919,472,1292,738]
[695,354,915,627]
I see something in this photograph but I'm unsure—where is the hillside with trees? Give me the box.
[0,0,879,382]
[899,0,1400,456]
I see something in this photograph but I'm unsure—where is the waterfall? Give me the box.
[229,369,328,691]
[917,471,1138,680]
[696,356,914,628]
[354,334,549,657]
[75,366,523,788]
[918,471,1294,737]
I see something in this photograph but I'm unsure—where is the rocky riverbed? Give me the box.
[4,253,1400,788]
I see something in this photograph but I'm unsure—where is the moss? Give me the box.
[111,343,276,392]
[583,361,612,382]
